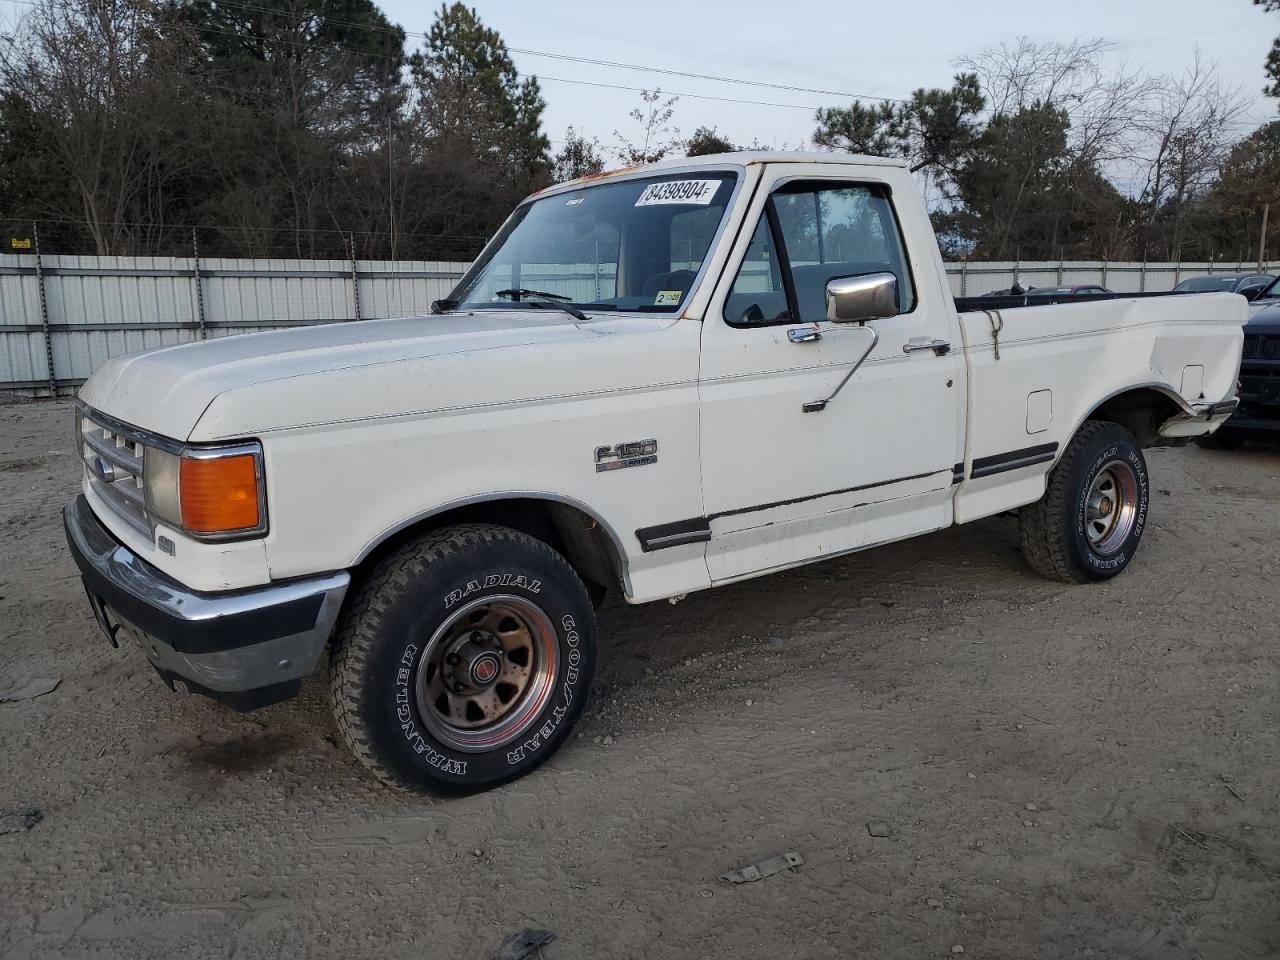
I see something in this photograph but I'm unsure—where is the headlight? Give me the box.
[143,442,267,540]
[143,447,182,527]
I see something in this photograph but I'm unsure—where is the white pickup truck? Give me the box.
[65,151,1244,793]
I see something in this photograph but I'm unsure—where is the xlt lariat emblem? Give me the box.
[595,439,657,472]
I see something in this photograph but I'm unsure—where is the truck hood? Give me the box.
[79,310,686,442]
[1246,298,1280,335]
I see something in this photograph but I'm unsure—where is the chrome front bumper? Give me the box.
[64,495,350,710]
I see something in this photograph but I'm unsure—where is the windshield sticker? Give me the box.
[635,180,720,207]
[654,290,683,306]
[565,195,585,205]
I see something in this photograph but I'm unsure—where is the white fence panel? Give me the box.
[941,260,1278,296]
[2,253,1274,395]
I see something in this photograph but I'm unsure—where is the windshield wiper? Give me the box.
[494,288,588,321]
[521,300,589,322]
[495,288,573,302]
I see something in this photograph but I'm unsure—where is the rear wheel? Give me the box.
[1018,420,1150,583]
[329,523,596,794]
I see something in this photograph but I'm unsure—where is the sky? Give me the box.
[374,0,1280,154]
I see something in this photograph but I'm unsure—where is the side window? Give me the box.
[723,216,791,325]
[724,181,916,326]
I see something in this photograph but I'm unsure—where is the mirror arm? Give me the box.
[801,326,880,413]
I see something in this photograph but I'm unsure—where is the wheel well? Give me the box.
[1087,387,1184,447]
[355,498,626,601]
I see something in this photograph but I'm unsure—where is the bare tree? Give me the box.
[956,37,1159,168]
[0,0,204,254]
[613,89,681,164]
[1135,51,1248,258]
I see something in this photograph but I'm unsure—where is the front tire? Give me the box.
[329,523,596,794]
[1018,420,1150,583]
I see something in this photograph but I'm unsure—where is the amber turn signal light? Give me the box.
[179,453,261,533]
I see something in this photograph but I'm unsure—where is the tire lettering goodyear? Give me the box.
[505,614,581,766]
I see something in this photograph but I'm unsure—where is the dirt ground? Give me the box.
[1,396,1278,960]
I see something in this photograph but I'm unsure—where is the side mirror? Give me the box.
[1243,287,1263,301]
[825,272,899,323]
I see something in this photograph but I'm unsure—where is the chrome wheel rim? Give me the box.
[1084,459,1138,556]
[414,594,557,753]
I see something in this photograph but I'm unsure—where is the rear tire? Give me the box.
[1018,421,1150,584]
[329,523,597,794]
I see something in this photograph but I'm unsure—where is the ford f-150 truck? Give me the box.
[65,152,1245,794]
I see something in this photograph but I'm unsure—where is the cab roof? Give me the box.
[534,150,907,200]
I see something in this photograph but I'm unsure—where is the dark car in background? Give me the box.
[1024,284,1112,297]
[1018,281,1111,296]
[1173,273,1274,300]
[981,283,1112,297]
[1200,291,1280,448]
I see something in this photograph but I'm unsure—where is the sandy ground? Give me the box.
[1,396,1278,960]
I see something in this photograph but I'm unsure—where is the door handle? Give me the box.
[903,338,951,356]
[788,326,822,343]
[802,327,880,413]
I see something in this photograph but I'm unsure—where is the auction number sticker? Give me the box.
[654,290,683,306]
[635,180,720,206]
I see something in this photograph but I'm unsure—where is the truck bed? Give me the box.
[954,291,1188,313]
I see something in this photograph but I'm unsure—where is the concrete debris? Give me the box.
[719,851,804,884]
[495,928,556,960]
[0,677,60,702]
[0,808,42,835]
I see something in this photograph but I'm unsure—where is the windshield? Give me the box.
[1175,277,1238,292]
[449,171,739,314]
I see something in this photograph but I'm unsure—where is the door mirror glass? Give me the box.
[825,273,898,323]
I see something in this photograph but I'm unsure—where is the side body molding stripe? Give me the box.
[635,517,712,553]
[638,445,1060,553]
[969,442,1059,479]
[635,466,952,552]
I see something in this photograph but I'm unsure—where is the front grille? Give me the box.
[1245,333,1280,360]
[80,413,149,535]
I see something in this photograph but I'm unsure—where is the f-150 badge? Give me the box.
[595,439,657,472]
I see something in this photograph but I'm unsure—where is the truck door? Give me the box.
[697,167,965,582]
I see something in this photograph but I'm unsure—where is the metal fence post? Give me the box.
[32,222,56,397]
[1101,260,1108,290]
[1140,259,1147,293]
[1174,260,1182,286]
[191,229,207,340]
[960,261,968,296]
[348,234,362,322]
